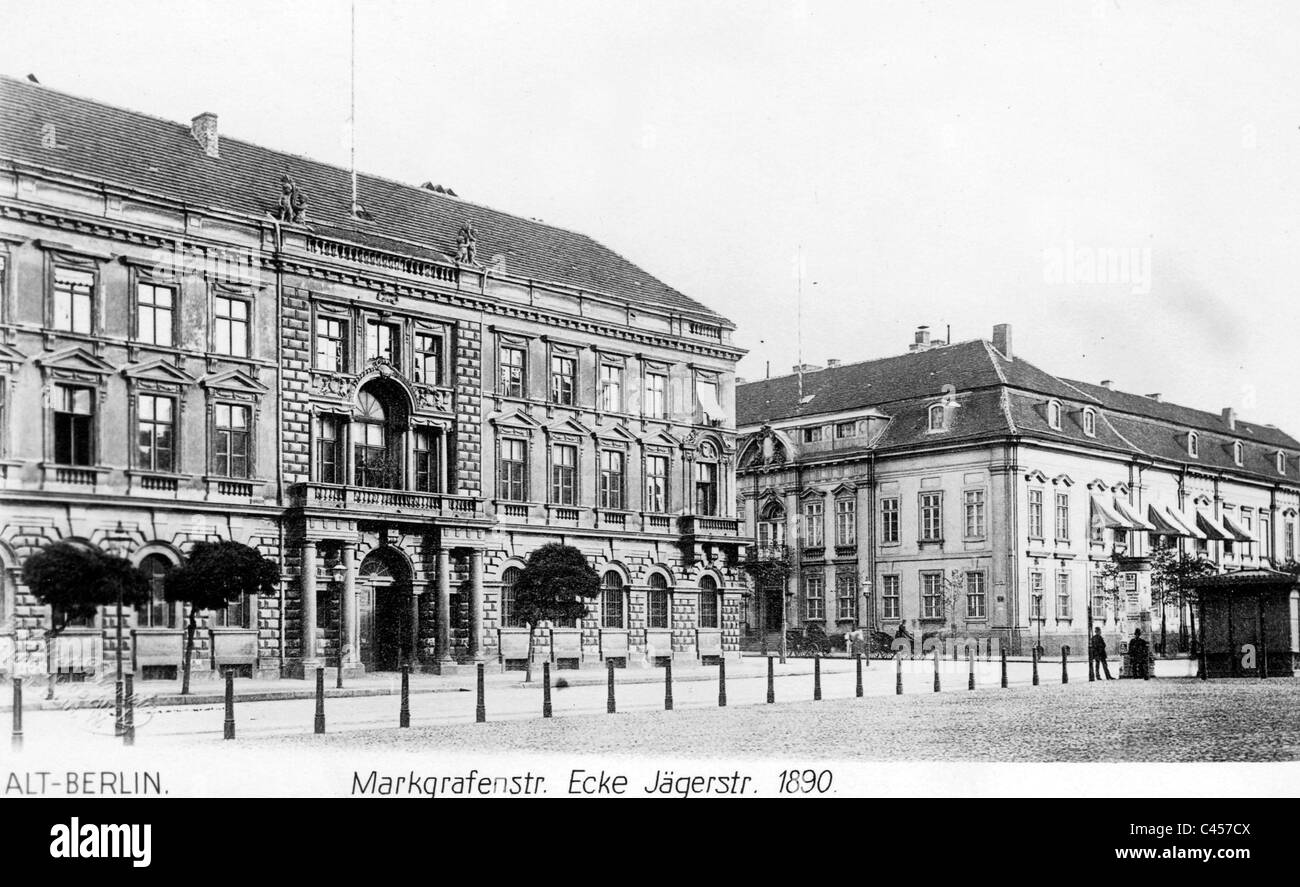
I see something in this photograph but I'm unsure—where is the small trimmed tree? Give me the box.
[1150,547,1216,654]
[21,541,148,694]
[512,543,600,682]
[164,540,279,694]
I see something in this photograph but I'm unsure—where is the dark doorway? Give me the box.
[373,588,409,671]
[358,547,412,672]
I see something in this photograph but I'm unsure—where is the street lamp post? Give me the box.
[331,562,346,689]
[114,584,124,737]
[1033,591,1043,655]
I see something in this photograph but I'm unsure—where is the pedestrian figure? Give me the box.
[1128,628,1151,680]
[1090,627,1114,680]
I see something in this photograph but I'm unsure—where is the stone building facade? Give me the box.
[737,324,1300,656]
[0,75,745,682]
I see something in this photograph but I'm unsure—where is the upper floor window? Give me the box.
[316,415,343,484]
[802,499,824,548]
[315,316,347,372]
[757,501,785,550]
[599,364,623,412]
[353,391,396,489]
[551,443,577,505]
[599,449,625,510]
[919,492,942,541]
[414,332,443,386]
[964,489,986,538]
[835,498,856,547]
[212,403,251,478]
[1082,408,1096,437]
[52,268,94,334]
[414,429,440,493]
[499,345,526,398]
[927,403,946,432]
[695,446,719,515]
[1278,452,1287,475]
[1233,441,1244,466]
[53,384,95,466]
[213,295,249,357]
[644,371,667,418]
[1028,488,1044,538]
[1188,432,1199,458]
[645,455,668,513]
[498,438,528,501]
[1055,492,1071,540]
[803,426,824,443]
[366,321,398,366]
[696,375,722,425]
[136,394,175,472]
[835,421,855,439]
[135,282,175,346]
[550,356,576,406]
[1047,400,1063,430]
[880,497,900,543]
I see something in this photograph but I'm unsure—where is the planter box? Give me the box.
[551,628,582,658]
[697,630,722,656]
[498,629,531,660]
[600,630,629,658]
[133,629,184,669]
[211,629,257,668]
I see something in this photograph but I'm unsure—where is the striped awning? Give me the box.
[1195,511,1234,542]
[1165,504,1208,540]
[1113,497,1156,531]
[1220,511,1255,543]
[1090,495,1130,530]
[1147,503,1190,536]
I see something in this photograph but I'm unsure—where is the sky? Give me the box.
[3,0,1298,432]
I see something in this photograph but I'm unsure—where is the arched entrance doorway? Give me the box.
[358,547,413,671]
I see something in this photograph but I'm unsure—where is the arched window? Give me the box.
[1278,452,1287,475]
[1233,441,1244,466]
[698,575,720,629]
[601,571,625,629]
[928,403,946,432]
[137,553,177,628]
[1082,409,1096,437]
[1047,400,1062,430]
[1188,432,1199,458]
[354,388,403,489]
[500,566,522,628]
[757,500,785,552]
[648,573,671,629]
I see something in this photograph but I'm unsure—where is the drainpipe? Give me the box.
[273,221,286,669]
[866,450,876,632]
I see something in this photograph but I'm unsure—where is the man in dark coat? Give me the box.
[1090,627,1114,680]
[1128,628,1151,680]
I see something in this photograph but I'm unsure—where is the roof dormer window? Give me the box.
[1188,432,1199,459]
[928,402,946,432]
[1233,441,1244,466]
[1047,400,1062,430]
[1278,451,1287,475]
[1082,408,1096,438]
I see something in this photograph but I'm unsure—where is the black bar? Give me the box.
[767,655,775,704]
[314,667,326,734]
[933,650,940,692]
[664,658,674,711]
[717,657,727,707]
[1032,649,1040,686]
[475,663,486,723]
[896,654,903,695]
[543,662,553,718]
[1062,648,1069,684]
[11,677,22,751]
[968,648,975,690]
[115,678,123,737]
[813,655,822,701]
[1001,646,1008,688]
[123,674,134,747]
[399,665,410,728]
[855,653,863,697]
[223,670,235,740]
[607,659,617,714]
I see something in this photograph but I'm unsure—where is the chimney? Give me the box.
[908,325,932,352]
[1222,407,1236,430]
[992,323,1013,360]
[1099,380,1113,389]
[826,359,841,368]
[192,112,219,158]
[1146,393,1162,402]
[735,376,748,386]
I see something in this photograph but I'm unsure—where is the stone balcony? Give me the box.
[289,482,483,520]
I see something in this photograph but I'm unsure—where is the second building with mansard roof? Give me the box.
[735,323,1300,659]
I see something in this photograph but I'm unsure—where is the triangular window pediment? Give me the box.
[122,358,197,385]
[595,422,638,443]
[200,368,268,395]
[35,346,114,377]
[547,416,594,437]
[490,409,542,431]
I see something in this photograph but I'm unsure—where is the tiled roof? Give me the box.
[0,75,730,326]
[738,336,1300,481]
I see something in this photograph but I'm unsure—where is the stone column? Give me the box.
[436,548,452,663]
[469,549,484,661]
[300,541,319,670]
[342,544,357,666]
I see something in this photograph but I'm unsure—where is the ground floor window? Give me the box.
[804,571,824,621]
[698,576,719,628]
[648,574,670,629]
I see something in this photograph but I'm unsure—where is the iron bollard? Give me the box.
[896,654,903,695]
[855,653,863,698]
[664,658,674,711]
[400,665,410,728]
[933,650,941,692]
[953,645,958,662]
[1062,648,1069,684]
[314,667,326,734]
[718,657,727,708]
[813,655,822,701]
[11,678,22,751]
[607,659,617,714]
[1032,649,1039,686]
[223,669,235,740]
[123,675,135,746]
[1000,646,1008,688]
[543,662,553,718]
[115,679,124,737]
[968,649,975,690]
[475,663,486,723]
[767,656,775,704]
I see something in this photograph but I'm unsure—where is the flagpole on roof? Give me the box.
[349,0,359,218]
[797,243,804,405]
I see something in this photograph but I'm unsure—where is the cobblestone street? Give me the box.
[246,677,1300,763]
